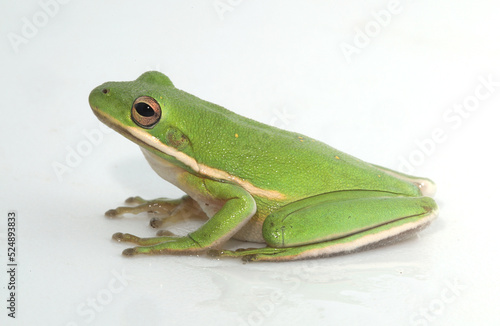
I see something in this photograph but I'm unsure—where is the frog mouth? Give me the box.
[90,104,200,170]
[90,104,158,153]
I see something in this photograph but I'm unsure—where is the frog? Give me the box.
[88,71,438,262]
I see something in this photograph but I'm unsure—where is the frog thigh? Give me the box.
[250,190,438,261]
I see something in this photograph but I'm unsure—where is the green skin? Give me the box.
[89,71,438,262]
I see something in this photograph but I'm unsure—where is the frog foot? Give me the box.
[112,232,179,245]
[104,195,206,228]
[105,196,180,218]
[113,234,207,257]
[207,247,290,262]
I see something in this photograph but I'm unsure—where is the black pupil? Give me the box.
[135,102,154,117]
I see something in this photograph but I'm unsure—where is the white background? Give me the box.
[1,1,499,325]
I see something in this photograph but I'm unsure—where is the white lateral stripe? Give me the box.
[128,127,201,172]
[126,126,286,200]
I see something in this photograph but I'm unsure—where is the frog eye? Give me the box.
[131,96,161,128]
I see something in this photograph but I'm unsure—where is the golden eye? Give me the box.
[131,96,161,128]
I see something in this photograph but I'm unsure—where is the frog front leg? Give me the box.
[212,190,438,262]
[114,175,256,256]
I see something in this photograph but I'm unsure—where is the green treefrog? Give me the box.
[89,71,438,262]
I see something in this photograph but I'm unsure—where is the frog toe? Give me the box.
[156,229,177,237]
[122,248,138,256]
[112,232,124,241]
[105,209,119,218]
[206,249,224,258]
[125,196,147,205]
[150,216,168,228]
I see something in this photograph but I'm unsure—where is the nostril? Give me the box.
[102,88,109,94]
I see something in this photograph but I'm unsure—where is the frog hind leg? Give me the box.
[211,190,438,262]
